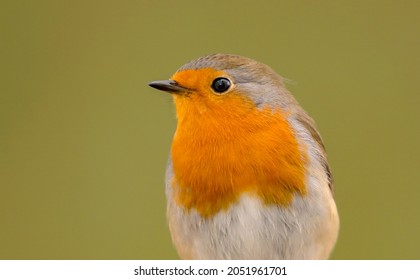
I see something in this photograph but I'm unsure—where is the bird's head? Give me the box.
[149,54,297,123]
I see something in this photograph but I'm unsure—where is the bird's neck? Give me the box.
[171,98,307,217]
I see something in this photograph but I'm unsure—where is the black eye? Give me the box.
[211,77,231,93]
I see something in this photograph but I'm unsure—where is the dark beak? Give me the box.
[148,80,189,94]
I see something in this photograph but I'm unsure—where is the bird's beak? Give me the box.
[148,80,189,94]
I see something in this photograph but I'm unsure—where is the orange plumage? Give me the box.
[171,68,307,217]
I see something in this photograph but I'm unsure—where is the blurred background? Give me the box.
[1,0,419,259]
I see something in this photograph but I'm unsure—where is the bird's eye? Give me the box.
[211,77,231,94]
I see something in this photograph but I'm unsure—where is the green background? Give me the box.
[1,0,419,259]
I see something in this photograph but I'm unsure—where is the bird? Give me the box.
[148,53,339,259]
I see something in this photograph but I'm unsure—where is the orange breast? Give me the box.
[171,72,307,217]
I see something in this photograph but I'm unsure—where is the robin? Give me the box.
[149,54,339,259]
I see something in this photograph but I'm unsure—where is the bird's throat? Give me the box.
[171,95,307,217]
